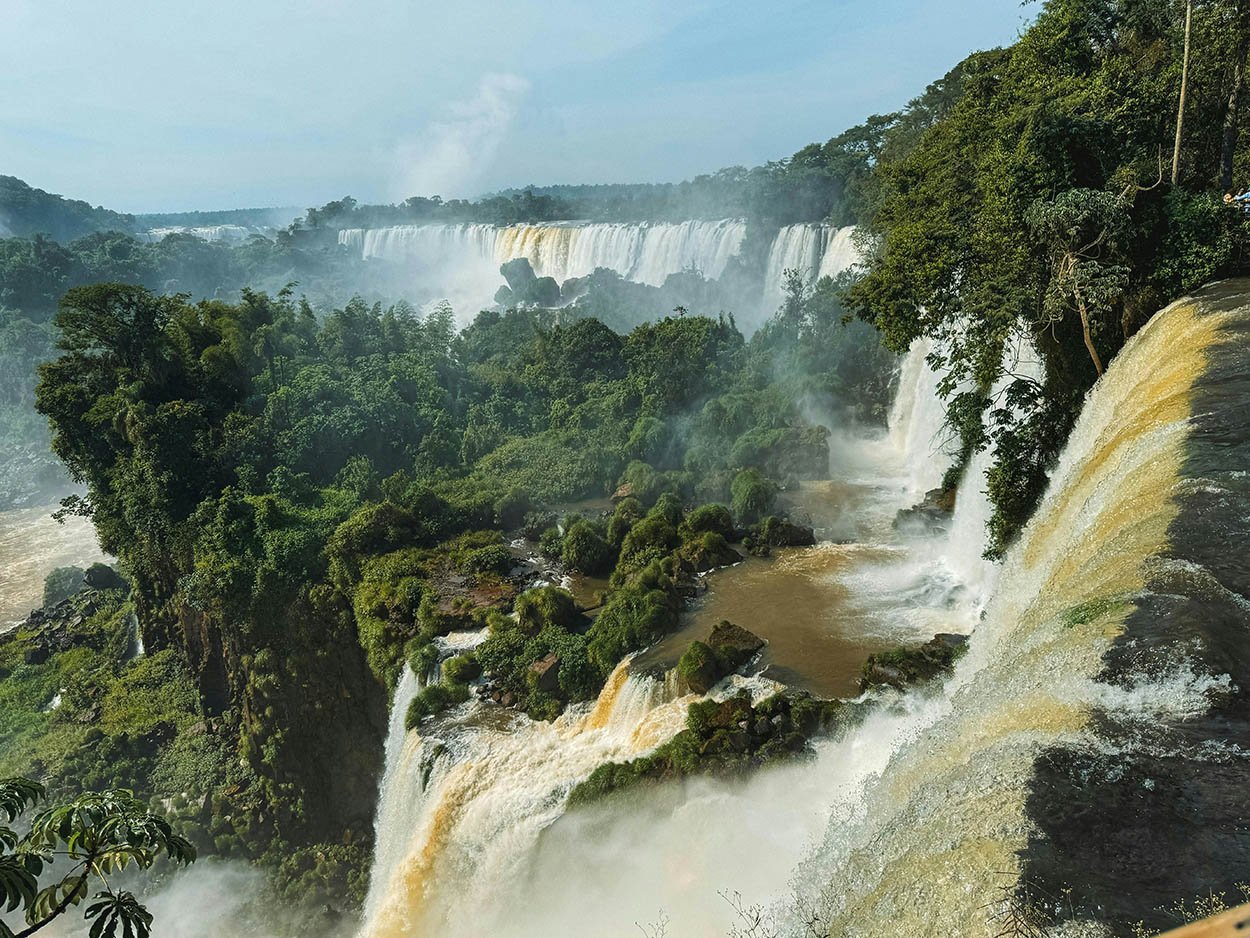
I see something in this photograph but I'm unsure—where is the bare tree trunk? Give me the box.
[1074,291,1105,377]
[1173,0,1194,186]
[1221,4,1250,192]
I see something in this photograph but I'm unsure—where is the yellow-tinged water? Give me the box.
[806,299,1229,937]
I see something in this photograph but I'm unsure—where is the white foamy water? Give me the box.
[338,220,856,324]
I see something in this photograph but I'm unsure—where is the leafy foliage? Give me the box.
[0,781,194,938]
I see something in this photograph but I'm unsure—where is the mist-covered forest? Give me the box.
[8,1,1250,936]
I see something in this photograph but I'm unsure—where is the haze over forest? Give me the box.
[4,2,1250,938]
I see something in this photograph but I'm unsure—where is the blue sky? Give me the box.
[2,0,1034,213]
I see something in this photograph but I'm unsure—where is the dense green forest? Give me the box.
[8,0,1250,930]
[846,0,1250,555]
[0,276,889,919]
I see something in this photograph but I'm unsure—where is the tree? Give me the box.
[1174,0,1195,185]
[1027,189,1134,378]
[0,779,195,938]
[1220,0,1250,190]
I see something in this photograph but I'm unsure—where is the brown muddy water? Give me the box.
[635,479,972,699]
[0,502,108,630]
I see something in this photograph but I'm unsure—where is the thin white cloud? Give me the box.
[391,73,530,201]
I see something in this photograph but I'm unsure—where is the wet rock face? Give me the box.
[708,621,766,670]
[1021,297,1250,933]
[529,653,561,694]
[893,486,956,534]
[677,621,766,694]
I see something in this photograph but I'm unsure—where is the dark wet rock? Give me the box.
[500,257,537,294]
[894,487,957,532]
[677,622,766,693]
[529,653,561,694]
[568,691,844,807]
[528,276,561,307]
[83,563,127,592]
[710,621,766,668]
[23,645,49,665]
[494,285,515,306]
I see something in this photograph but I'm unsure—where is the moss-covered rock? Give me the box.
[678,531,741,572]
[675,621,765,693]
[569,690,843,806]
[859,633,969,691]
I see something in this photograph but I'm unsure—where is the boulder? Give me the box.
[83,563,127,592]
[677,641,721,694]
[23,645,49,666]
[494,285,515,307]
[527,276,561,307]
[859,631,970,692]
[758,516,817,548]
[500,257,537,294]
[528,653,561,695]
[894,487,957,533]
[708,621,765,671]
[678,622,766,694]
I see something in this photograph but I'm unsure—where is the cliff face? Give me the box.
[135,555,387,847]
[235,586,388,844]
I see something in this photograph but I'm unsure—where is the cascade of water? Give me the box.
[938,334,1046,609]
[339,220,747,288]
[141,225,272,243]
[363,289,1249,936]
[361,667,425,929]
[759,223,858,314]
[357,661,700,938]
[879,338,955,505]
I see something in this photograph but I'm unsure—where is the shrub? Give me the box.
[464,544,514,576]
[515,586,581,635]
[615,461,671,506]
[607,497,644,548]
[42,566,85,608]
[616,516,679,580]
[586,580,679,676]
[442,654,482,685]
[405,683,470,729]
[407,642,440,681]
[494,488,532,529]
[648,492,683,527]
[731,469,777,525]
[560,521,615,575]
[678,503,735,541]
[538,526,563,558]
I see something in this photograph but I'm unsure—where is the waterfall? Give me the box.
[338,220,746,290]
[140,225,273,243]
[875,338,955,506]
[760,223,859,315]
[357,284,1250,934]
[336,219,859,325]
[358,661,705,938]
[938,334,1046,609]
